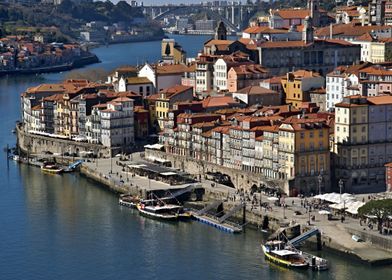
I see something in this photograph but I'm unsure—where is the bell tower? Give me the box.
[215,21,227,40]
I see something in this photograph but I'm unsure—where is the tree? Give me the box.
[358,199,392,232]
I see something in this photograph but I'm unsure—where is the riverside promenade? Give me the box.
[77,153,392,265]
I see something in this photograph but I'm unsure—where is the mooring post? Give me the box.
[242,202,246,227]
[317,232,322,250]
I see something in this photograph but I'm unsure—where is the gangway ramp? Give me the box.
[64,160,84,172]
[288,227,320,247]
[161,184,196,200]
[218,203,243,223]
[197,201,222,215]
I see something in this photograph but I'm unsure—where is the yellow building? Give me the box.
[278,116,330,196]
[147,85,193,131]
[281,70,325,108]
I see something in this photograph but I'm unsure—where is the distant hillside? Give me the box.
[0,1,163,41]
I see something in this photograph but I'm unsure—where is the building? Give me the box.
[334,95,392,193]
[281,70,325,109]
[232,86,280,107]
[100,97,135,150]
[257,36,361,76]
[195,19,217,31]
[385,162,392,191]
[326,63,371,111]
[138,63,194,93]
[134,106,149,139]
[335,5,368,25]
[269,0,332,28]
[227,64,269,93]
[118,77,153,96]
[315,23,392,41]
[147,85,194,131]
[213,55,253,91]
[161,39,186,64]
[242,25,301,42]
[279,116,331,196]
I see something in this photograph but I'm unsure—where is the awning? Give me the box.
[144,143,164,150]
[160,172,178,176]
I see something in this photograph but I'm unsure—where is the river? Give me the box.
[0,35,391,280]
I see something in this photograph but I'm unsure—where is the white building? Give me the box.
[118,76,153,96]
[138,63,191,93]
[100,97,135,148]
[326,64,370,110]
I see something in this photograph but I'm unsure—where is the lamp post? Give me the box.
[318,174,323,195]
[339,179,344,201]
[339,179,344,220]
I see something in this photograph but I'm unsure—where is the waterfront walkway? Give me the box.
[79,154,391,264]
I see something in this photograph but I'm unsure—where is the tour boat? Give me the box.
[41,162,63,174]
[119,194,140,208]
[262,241,309,269]
[137,200,181,221]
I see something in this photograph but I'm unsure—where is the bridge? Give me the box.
[142,3,260,32]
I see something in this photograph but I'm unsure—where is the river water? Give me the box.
[0,35,391,280]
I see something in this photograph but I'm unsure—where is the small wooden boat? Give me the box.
[41,162,63,174]
[262,241,309,269]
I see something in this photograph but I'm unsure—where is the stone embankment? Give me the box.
[16,125,111,158]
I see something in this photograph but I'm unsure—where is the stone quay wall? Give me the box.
[16,125,111,158]
[145,149,287,193]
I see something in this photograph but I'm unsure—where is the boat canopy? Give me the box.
[271,250,297,256]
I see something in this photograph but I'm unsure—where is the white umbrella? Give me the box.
[267,197,279,201]
[318,210,331,215]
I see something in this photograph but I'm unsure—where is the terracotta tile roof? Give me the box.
[273,9,310,19]
[236,85,278,95]
[230,64,268,75]
[159,85,193,98]
[42,93,63,102]
[202,95,239,108]
[243,26,288,34]
[283,69,321,79]
[156,64,192,75]
[315,23,392,37]
[125,77,152,84]
[204,39,235,47]
[367,95,392,105]
[111,97,133,103]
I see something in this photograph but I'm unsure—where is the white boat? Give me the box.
[137,202,181,221]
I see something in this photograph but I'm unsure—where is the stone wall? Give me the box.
[17,125,111,158]
[145,149,288,193]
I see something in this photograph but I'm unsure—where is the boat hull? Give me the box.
[137,205,179,221]
[41,167,63,174]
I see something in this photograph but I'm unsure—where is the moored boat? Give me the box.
[41,162,63,174]
[136,200,181,221]
[119,194,140,208]
[262,241,309,269]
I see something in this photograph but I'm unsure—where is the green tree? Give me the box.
[358,199,392,232]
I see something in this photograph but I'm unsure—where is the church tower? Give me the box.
[215,21,227,40]
[308,0,320,27]
[302,16,314,44]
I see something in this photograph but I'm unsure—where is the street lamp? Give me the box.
[339,179,344,201]
[318,174,323,195]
